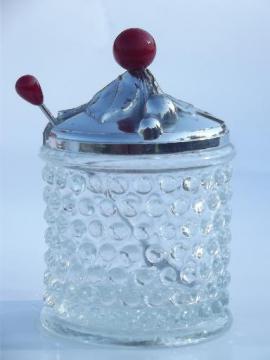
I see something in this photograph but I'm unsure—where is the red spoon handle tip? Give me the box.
[15,75,44,105]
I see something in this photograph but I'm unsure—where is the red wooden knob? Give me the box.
[113,28,156,71]
[15,75,43,105]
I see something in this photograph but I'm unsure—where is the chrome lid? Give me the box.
[46,68,228,154]
[21,28,229,155]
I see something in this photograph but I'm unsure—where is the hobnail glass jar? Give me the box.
[40,143,234,346]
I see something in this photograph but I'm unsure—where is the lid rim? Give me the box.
[47,133,229,155]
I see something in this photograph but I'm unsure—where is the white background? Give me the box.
[1,0,270,358]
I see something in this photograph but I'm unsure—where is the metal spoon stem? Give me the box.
[40,104,57,125]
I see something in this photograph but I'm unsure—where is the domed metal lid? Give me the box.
[15,28,229,155]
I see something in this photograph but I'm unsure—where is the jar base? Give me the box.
[40,307,232,347]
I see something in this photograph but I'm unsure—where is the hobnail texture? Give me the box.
[40,147,233,346]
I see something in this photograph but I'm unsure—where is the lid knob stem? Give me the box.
[15,75,57,125]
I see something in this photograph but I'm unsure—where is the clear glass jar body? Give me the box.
[40,144,234,346]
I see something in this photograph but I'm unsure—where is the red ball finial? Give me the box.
[113,28,156,71]
[15,75,44,105]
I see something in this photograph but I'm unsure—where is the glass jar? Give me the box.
[40,142,234,346]
[15,28,235,346]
